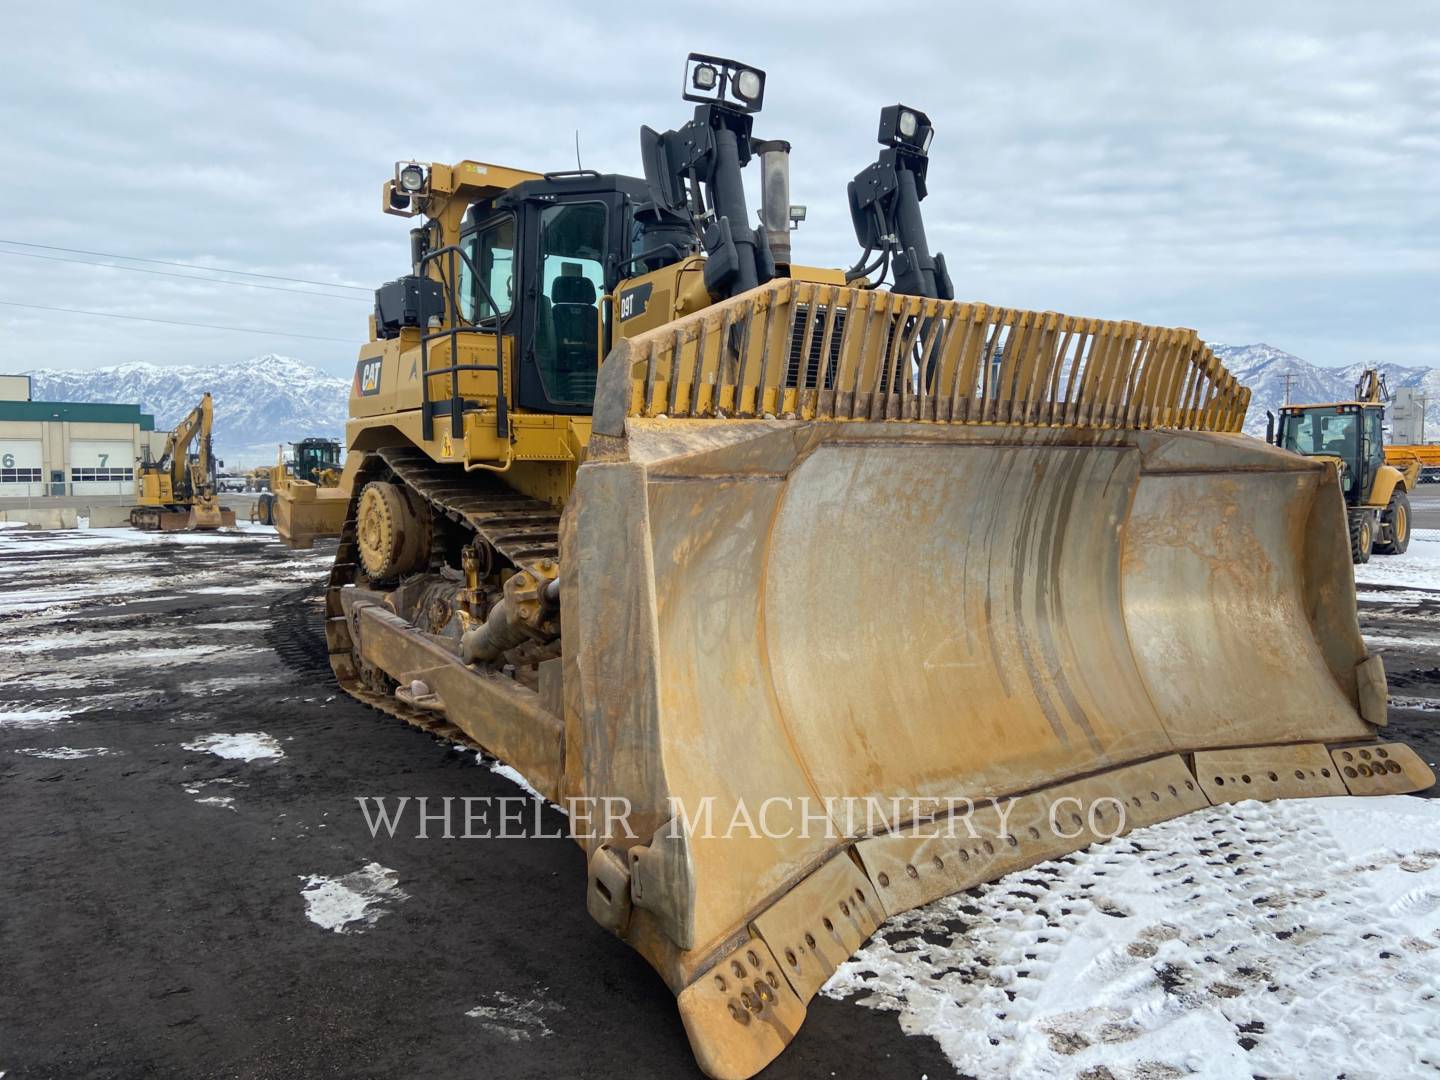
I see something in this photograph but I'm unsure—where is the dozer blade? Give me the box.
[556,282,1433,1078]
[273,480,348,549]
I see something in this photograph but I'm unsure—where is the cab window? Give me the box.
[533,202,606,406]
[1364,408,1383,468]
[459,217,515,323]
[1280,407,1355,457]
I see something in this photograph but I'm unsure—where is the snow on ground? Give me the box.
[0,708,74,729]
[182,732,285,762]
[13,746,119,759]
[487,758,549,803]
[464,990,562,1042]
[298,862,407,933]
[0,526,333,630]
[182,777,244,811]
[1394,696,1440,713]
[821,528,1440,1078]
[1354,528,1440,592]
[0,523,275,556]
[824,796,1440,1079]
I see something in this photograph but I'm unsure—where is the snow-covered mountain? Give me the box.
[25,354,349,467]
[1211,344,1440,440]
[21,345,1437,463]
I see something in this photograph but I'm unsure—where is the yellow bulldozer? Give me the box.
[1267,368,1417,562]
[304,55,1431,1078]
[131,391,236,531]
[252,437,352,548]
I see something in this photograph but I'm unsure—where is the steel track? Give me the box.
[323,447,561,749]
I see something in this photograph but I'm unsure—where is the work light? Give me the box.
[877,104,934,155]
[734,68,763,103]
[682,53,766,113]
[397,162,428,193]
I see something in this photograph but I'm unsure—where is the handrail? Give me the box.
[417,243,511,441]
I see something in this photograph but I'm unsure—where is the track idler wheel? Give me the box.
[356,480,431,581]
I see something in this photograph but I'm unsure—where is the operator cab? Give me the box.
[457,172,654,414]
[290,438,341,484]
[1275,402,1384,498]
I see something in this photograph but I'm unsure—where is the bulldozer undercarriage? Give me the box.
[324,447,566,763]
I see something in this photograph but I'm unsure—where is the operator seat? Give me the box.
[551,265,598,400]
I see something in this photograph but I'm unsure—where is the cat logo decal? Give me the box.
[355,358,382,396]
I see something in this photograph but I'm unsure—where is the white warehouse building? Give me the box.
[0,374,169,498]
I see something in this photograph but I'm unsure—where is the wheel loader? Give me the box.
[131,391,236,531]
[313,54,1432,1079]
[1266,369,1417,563]
[253,437,353,548]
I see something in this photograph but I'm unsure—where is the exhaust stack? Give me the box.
[754,139,793,267]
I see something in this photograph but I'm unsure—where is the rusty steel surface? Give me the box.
[557,413,1435,1076]
[1332,741,1435,795]
[593,280,1250,435]
[854,755,1208,919]
[1192,744,1349,803]
[570,421,1371,954]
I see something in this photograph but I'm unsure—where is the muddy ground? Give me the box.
[1,518,1436,1080]
[0,528,953,1080]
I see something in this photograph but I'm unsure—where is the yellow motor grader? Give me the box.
[252,437,353,548]
[131,391,235,531]
[310,54,1431,1079]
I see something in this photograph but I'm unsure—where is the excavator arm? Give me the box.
[130,392,232,532]
[157,392,215,500]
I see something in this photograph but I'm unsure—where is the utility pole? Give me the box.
[1281,371,1298,406]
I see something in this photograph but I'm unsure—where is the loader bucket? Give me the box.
[185,497,236,531]
[562,282,1433,1078]
[129,501,235,532]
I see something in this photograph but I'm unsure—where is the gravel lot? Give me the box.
[1,522,1436,1079]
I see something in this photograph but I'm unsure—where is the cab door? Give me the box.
[515,195,625,414]
[1361,407,1384,502]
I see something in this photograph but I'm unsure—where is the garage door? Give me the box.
[70,439,136,495]
[0,439,45,496]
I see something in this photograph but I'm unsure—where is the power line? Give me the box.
[0,238,372,292]
[0,248,369,302]
[0,299,356,343]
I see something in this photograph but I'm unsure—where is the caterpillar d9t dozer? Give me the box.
[131,391,235,531]
[323,54,1433,1079]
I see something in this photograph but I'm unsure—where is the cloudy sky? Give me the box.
[2,0,1436,376]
